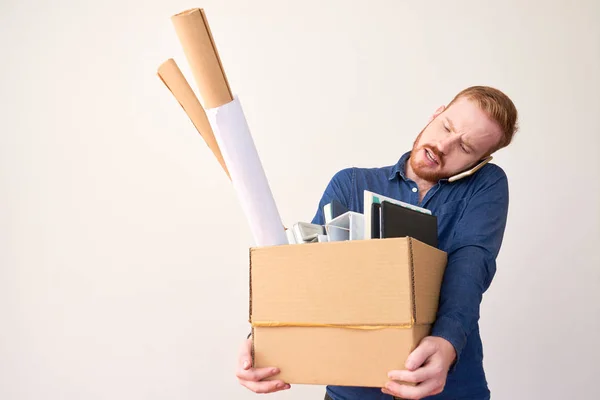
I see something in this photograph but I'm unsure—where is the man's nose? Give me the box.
[437,136,459,154]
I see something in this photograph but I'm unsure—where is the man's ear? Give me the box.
[428,105,446,123]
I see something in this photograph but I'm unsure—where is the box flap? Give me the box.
[250,238,414,326]
[409,238,448,325]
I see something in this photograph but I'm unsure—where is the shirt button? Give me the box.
[412,187,418,193]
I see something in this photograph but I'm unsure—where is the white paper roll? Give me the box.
[206,96,288,247]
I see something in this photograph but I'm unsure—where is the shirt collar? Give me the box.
[389,151,412,181]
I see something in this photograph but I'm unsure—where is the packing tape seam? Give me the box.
[250,319,416,330]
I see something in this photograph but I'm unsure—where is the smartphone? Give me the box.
[448,156,493,182]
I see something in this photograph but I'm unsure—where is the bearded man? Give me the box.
[236,85,519,400]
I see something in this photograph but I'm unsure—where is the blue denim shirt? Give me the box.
[310,151,509,400]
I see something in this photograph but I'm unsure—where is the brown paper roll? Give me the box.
[157,58,230,179]
[171,8,233,109]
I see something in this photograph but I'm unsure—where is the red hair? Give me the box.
[448,86,519,153]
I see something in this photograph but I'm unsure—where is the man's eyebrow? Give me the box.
[447,117,477,151]
[462,135,477,152]
[463,140,476,152]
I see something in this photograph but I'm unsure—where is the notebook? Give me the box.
[371,202,381,239]
[380,200,438,248]
[363,190,431,239]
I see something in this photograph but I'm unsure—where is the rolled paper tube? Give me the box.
[206,96,288,247]
[171,8,233,108]
[157,58,230,179]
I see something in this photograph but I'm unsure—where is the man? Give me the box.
[236,85,518,399]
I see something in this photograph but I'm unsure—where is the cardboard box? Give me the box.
[249,237,448,388]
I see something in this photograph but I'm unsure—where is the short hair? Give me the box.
[447,86,519,153]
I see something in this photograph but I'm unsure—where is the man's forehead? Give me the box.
[444,99,501,143]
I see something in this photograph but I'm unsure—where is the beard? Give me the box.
[409,129,447,182]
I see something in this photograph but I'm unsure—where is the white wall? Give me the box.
[1,0,598,399]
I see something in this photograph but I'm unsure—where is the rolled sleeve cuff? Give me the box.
[430,315,467,373]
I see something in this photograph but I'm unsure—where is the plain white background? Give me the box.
[1,0,599,399]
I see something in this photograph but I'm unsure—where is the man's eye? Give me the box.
[461,144,469,153]
[444,125,450,132]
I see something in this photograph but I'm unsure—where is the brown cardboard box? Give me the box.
[249,237,448,388]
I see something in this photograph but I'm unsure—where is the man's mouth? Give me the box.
[425,148,439,165]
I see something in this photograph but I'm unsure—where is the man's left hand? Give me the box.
[382,336,457,399]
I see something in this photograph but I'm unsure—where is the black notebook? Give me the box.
[379,200,438,248]
[371,202,381,239]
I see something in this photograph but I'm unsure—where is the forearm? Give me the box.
[430,245,496,363]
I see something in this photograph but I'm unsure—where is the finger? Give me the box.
[385,378,441,399]
[388,364,437,384]
[406,340,436,371]
[241,379,290,394]
[237,365,281,382]
[238,338,253,370]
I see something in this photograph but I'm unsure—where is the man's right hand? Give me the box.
[236,338,291,394]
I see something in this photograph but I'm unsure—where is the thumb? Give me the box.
[406,340,435,371]
[239,339,252,370]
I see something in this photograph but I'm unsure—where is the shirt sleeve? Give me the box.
[310,168,355,225]
[430,167,510,371]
